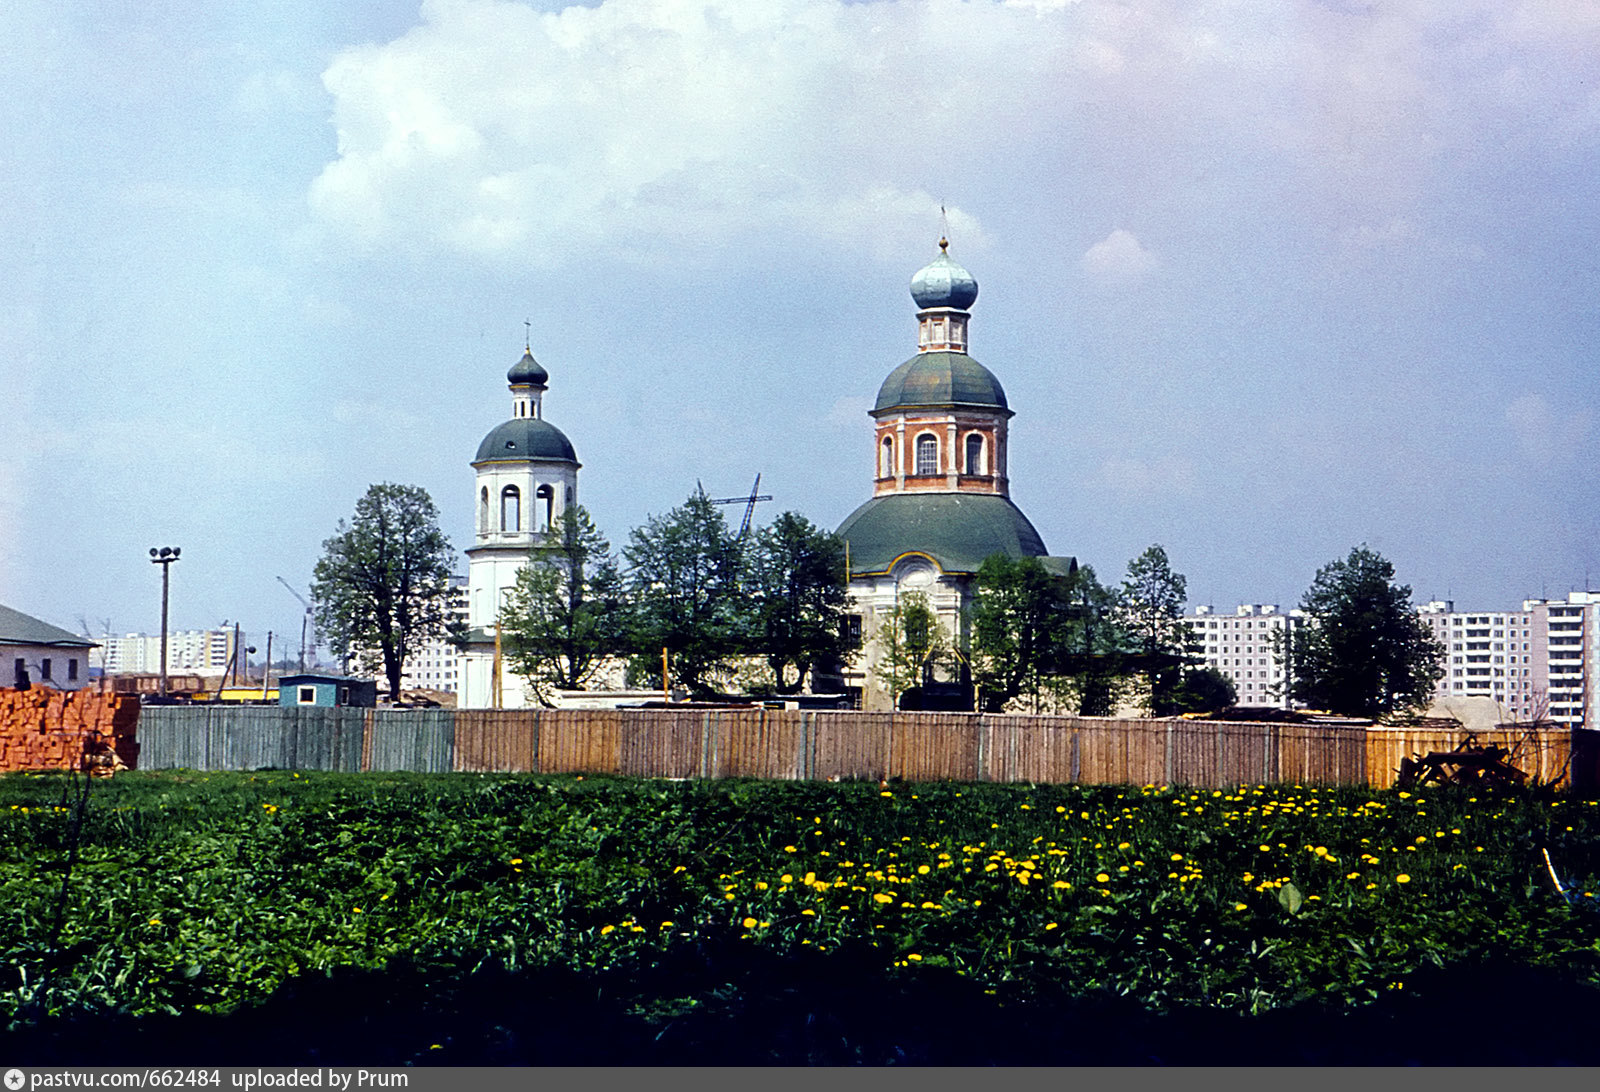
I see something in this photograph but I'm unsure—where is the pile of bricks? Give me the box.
[0,688,140,775]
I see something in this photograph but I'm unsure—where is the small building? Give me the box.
[1,604,97,691]
[276,673,377,708]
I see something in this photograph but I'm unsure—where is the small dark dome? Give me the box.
[874,351,1010,415]
[473,418,578,464]
[910,245,979,310]
[508,349,548,387]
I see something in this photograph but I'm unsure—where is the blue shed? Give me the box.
[277,674,377,708]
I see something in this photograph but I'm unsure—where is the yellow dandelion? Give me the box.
[784,845,797,853]
[742,917,758,929]
[1396,874,1411,884]
[873,893,893,904]
[1234,902,1248,911]
[601,925,615,935]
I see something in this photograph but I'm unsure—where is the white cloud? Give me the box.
[1081,228,1158,282]
[1506,394,1592,465]
[827,395,875,430]
[305,0,1600,271]
[308,0,1022,264]
[1094,456,1196,496]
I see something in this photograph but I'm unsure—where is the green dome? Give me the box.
[474,418,578,464]
[837,493,1053,575]
[508,349,547,386]
[910,248,979,310]
[873,351,1010,416]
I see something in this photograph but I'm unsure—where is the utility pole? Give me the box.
[148,547,180,699]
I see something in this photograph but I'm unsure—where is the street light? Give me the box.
[149,546,180,699]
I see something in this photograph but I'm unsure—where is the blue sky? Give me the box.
[3,0,1598,651]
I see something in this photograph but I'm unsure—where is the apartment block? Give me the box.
[98,628,243,677]
[1420,593,1595,728]
[1183,605,1307,708]
[398,576,469,694]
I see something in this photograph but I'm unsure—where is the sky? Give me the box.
[3,0,1598,655]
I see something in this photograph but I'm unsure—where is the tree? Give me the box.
[872,590,948,708]
[622,489,750,696]
[311,483,457,701]
[747,512,853,693]
[1284,544,1446,719]
[1164,665,1238,716]
[499,506,626,705]
[1063,565,1128,717]
[969,554,1077,713]
[1119,544,1195,714]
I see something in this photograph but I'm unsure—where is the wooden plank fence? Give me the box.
[133,706,1583,791]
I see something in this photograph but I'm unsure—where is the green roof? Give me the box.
[873,351,1011,416]
[0,605,95,648]
[836,493,1072,576]
[474,418,579,465]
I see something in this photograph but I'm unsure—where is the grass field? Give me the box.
[4,769,1600,1064]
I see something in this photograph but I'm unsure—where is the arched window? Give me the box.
[965,433,985,475]
[500,485,521,532]
[880,436,895,478]
[535,484,554,532]
[915,434,939,476]
[479,486,489,532]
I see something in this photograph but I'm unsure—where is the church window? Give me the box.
[479,487,489,532]
[535,484,555,532]
[965,433,984,475]
[500,485,521,532]
[915,434,939,476]
[880,437,895,478]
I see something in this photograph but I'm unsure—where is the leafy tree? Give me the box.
[622,489,750,696]
[747,512,853,694]
[499,506,626,705]
[1283,544,1446,719]
[872,591,948,709]
[1063,565,1128,717]
[1119,544,1195,714]
[969,554,1077,713]
[1164,665,1238,715]
[311,483,457,701]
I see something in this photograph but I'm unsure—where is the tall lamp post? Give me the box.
[149,547,180,699]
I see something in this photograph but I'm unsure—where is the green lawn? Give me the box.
[3,770,1600,1064]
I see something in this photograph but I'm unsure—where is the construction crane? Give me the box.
[703,473,773,538]
[276,576,314,672]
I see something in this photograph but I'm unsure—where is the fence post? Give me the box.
[1164,720,1174,787]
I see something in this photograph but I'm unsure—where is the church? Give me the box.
[459,344,582,709]
[835,240,1076,710]
[455,239,1072,710]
